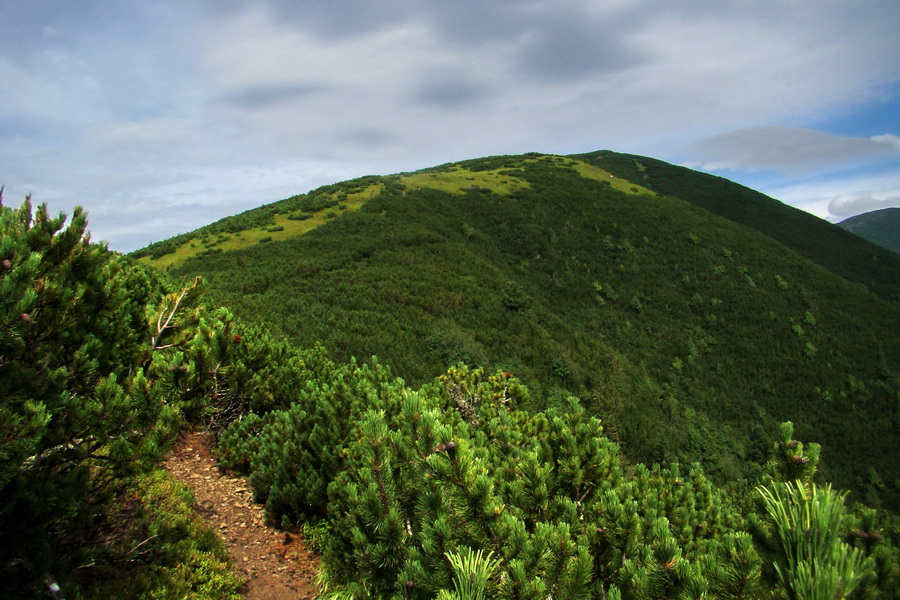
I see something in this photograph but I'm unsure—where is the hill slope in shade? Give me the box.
[839,207,900,254]
[138,152,900,508]
[574,151,900,304]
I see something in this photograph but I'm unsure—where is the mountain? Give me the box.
[135,151,900,508]
[839,207,900,255]
[10,187,899,599]
[575,151,900,304]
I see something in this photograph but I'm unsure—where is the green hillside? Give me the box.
[574,151,900,305]
[141,152,900,509]
[839,207,900,255]
[6,183,900,599]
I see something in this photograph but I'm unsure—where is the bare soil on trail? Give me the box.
[163,430,320,600]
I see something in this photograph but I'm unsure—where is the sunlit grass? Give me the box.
[143,183,383,269]
[566,158,656,195]
[400,166,530,196]
[141,158,653,271]
[396,157,655,198]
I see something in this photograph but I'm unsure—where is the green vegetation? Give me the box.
[400,163,531,196]
[163,153,900,506]
[133,176,383,269]
[1,197,176,595]
[573,151,900,305]
[216,361,900,598]
[758,482,872,600]
[6,147,900,598]
[839,208,900,255]
[0,195,326,596]
[73,471,244,600]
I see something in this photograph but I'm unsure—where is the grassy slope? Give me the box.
[839,207,900,255]
[138,159,651,271]
[136,179,383,269]
[157,153,900,508]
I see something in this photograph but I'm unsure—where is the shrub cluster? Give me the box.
[217,363,899,598]
[0,196,325,594]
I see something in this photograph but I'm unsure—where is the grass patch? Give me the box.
[140,158,643,271]
[567,158,656,195]
[73,470,243,600]
[143,183,382,270]
[400,167,530,196]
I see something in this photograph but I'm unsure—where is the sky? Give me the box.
[2,0,899,252]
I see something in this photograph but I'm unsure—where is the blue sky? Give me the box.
[2,0,899,251]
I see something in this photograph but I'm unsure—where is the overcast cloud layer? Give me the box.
[2,0,899,251]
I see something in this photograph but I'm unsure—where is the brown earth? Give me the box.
[163,430,320,600]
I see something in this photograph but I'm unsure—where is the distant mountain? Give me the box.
[135,151,900,508]
[838,207,900,254]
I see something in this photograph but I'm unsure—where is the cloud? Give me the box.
[411,79,491,108]
[690,127,900,174]
[871,134,900,151]
[208,0,414,40]
[218,83,328,109]
[337,128,396,149]
[198,1,900,163]
[0,50,101,130]
[829,192,900,218]
[511,8,647,82]
[754,168,900,222]
[3,1,900,250]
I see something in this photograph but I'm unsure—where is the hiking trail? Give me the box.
[164,430,320,600]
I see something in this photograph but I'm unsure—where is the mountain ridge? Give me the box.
[574,150,900,304]
[839,207,900,255]
[137,150,900,508]
[137,150,900,306]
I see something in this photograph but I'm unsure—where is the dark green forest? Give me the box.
[838,208,900,255]
[160,153,900,507]
[3,149,900,599]
[574,151,900,305]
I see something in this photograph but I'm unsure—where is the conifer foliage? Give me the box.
[751,422,896,600]
[0,196,313,594]
[218,363,773,598]
[5,193,899,598]
[0,197,178,591]
[758,482,872,600]
[219,361,900,599]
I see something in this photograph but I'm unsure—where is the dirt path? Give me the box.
[163,430,320,600]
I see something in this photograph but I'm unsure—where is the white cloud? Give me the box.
[0,52,101,129]
[3,1,900,250]
[829,192,900,218]
[86,119,199,155]
[759,170,900,222]
[871,134,900,151]
[690,127,900,174]
[195,1,900,163]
